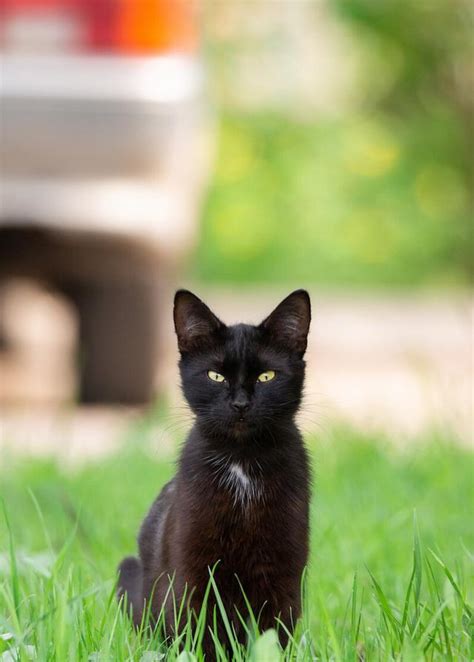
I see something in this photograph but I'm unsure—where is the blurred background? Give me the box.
[0,0,472,459]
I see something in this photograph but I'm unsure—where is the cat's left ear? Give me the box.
[260,290,311,357]
[174,290,225,353]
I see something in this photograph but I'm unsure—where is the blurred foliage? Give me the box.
[332,0,472,120]
[195,112,470,286]
[194,0,472,287]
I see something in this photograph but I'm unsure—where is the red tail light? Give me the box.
[0,0,199,53]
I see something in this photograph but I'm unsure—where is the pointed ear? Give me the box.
[174,290,225,353]
[260,290,311,357]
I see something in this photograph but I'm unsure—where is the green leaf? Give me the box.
[175,653,196,662]
[251,629,281,662]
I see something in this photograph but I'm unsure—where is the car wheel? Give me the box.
[66,278,159,404]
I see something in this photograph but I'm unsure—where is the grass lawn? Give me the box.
[1,424,472,660]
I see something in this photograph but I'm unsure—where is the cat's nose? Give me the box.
[231,398,250,414]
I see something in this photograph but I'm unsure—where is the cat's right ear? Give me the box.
[173,290,225,353]
[260,289,311,357]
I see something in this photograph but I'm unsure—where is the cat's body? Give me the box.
[118,291,311,656]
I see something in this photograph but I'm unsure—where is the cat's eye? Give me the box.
[257,370,276,383]
[208,370,225,383]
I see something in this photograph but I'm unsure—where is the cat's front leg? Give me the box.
[256,594,301,650]
[188,589,245,661]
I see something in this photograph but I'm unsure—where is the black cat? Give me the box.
[118,289,311,657]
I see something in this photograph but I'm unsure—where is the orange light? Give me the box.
[115,0,198,54]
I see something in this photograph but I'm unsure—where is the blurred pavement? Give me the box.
[0,285,472,463]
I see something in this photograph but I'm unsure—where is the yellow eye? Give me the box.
[257,370,275,383]
[208,370,225,383]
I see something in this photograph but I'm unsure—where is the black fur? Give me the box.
[118,290,311,658]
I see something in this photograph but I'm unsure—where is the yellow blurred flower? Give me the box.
[212,204,274,260]
[217,131,258,183]
[343,208,398,264]
[415,165,466,220]
[343,121,400,177]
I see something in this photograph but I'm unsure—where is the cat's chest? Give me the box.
[213,461,264,508]
[180,448,306,530]
[177,455,307,576]
[193,458,289,528]
[192,462,302,569]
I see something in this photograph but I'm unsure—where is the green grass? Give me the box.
[1,424,472,660]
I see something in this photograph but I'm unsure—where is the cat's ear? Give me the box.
[174,290,225,353]
[260,290,311,357]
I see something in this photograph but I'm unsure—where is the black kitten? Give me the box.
[118,290,311,657]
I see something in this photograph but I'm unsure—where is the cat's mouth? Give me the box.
[230,415,255,436]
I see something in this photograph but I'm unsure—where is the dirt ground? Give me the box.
[0,283,472,463]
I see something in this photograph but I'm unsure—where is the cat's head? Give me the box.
[174,290,311,444]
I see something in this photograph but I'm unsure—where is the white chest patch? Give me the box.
[205,453,263,507]
[230,463,251,491]
[228,463,256,506]
[221,462,261,507]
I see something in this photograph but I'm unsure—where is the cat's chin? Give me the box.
[232,419,249,435]
[228,417,261,441]
[199,416,253,440]
[197,417,254,440]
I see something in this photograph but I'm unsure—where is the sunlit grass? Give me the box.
[1,427,472,660]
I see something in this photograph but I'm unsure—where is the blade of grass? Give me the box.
[1,500,20,623]
[429,549,472,618]
[367,567,401,642]
[412,513,423,618]
[208,570,243,662]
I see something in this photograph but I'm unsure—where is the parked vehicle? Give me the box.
[0,0,214,403]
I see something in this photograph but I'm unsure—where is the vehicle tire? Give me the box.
[66,278,159,404]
